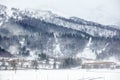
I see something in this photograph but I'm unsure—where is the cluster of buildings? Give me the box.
[82,61,118,69]
[80,57,120,69]
[0,57,60,70]
[0,57,120,70]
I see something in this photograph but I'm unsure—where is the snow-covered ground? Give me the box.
[0,69,120,80]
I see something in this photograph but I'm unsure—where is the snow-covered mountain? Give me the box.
[0,4,120,60]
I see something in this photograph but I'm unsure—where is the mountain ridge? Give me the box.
[0,4,120,60]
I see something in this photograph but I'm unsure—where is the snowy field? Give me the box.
[0,69,120,80]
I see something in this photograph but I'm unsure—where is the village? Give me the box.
[0,56,120,70]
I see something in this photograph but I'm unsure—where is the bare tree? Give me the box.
[31,60,38,69]
[10,60,17,70]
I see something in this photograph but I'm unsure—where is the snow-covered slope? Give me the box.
[11,8,120,38]
[1,4,119,38]
[0,4,120,60]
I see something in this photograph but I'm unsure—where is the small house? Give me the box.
[82,61,116,69]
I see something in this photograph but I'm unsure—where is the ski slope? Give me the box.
[0,69,120,80]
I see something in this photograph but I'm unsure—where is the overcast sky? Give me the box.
[0,0,120,26]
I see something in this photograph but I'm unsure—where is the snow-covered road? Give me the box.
[0,69,120,80]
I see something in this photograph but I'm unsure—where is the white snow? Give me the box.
[19,38,25,47]
[53,33,63,58]
[6,7,13,17]
[0,22,3,26]
[8,45,19,55]
[77,38,96,59]
[0,69,120,80]
[95,43,109,55]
